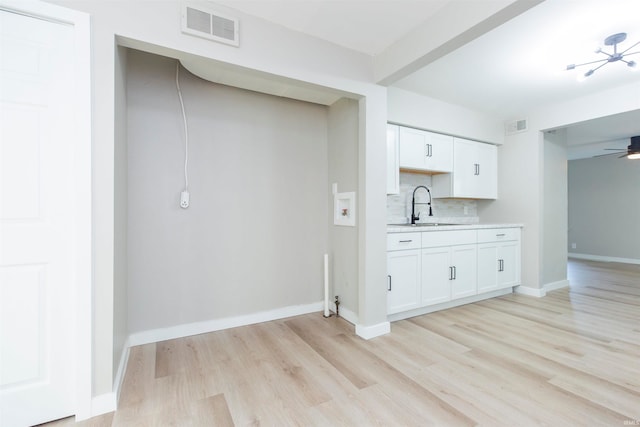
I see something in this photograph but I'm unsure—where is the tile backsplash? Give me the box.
[387,172,479,224]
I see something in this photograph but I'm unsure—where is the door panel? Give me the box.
[0,10,76,427]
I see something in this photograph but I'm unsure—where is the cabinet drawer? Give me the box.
[387,233,421,251]
[477,228,520,243]
[421,230,477,248]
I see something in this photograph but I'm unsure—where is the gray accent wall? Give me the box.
[126,49,329,333]
[568,154,640,262]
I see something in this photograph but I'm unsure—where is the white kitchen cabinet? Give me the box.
[398,126,453,173]
[387,249,421,314]
[387,226,521,318]
[421,230,477,304]
[477,228,521,292]
[386,124,400,195]
[432,138,497,199]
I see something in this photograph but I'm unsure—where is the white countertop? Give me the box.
[387,223,523,233]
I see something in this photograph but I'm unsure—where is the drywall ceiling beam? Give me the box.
[374,0,545,86]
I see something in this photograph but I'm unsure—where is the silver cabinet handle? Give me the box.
[398,239,413,243]
[496,233,506,237]
[387,275,392,291]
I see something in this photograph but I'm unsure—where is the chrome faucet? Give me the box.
[411,185,433,224]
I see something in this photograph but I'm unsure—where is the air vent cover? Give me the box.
[505,118,528,135]
[182,3,239,47]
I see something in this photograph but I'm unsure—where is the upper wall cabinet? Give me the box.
[398,127,453,173]
[432,138,497,199]
[387,124,400,195]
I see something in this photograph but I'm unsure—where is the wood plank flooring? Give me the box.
[46,259,640,426]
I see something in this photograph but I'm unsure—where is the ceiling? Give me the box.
[214,0,640,159]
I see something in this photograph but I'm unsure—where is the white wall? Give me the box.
[113,46,128,384]
[126,50,329,332]
[327,98,359,321]
[387,87,504,144]
[568,155,640,262]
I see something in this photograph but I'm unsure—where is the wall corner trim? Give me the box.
[355,321,390,340]
[544,279,570,293]
[514,285,546,297]
[90,393,117,418]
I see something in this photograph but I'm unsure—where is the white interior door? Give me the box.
[0,9,78,426]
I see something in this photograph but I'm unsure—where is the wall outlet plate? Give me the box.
[180,191,190,208]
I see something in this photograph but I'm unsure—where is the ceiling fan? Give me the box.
[595,136,640,159]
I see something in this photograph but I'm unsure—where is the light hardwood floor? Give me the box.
[46,259,640,426]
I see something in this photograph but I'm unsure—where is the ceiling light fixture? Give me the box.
[626,136,640,160]
[567,32,639,78]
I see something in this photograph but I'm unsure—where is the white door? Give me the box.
[0,9,78,426]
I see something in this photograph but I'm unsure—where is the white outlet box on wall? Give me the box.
[334,191,356,226]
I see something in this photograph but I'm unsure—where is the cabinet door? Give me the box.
[424,131,453,172]
[421,247,451,305]
[497,241,520,288]
[386,124,400,194]
[399,127,427,170]
[477,243,499,293]
[387,250,421,314]
[452,138,479,197]
[450,244,477,299]
[475,143,497,199]
[434,138,498,199]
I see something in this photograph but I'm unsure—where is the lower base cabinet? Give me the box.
[388,227,521,317]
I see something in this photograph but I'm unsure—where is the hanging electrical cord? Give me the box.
[176,60,190,208]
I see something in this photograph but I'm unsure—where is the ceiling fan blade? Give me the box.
[593,152,624,158]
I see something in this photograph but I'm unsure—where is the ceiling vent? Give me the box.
[505,118,528,135]
[181,3,239,47]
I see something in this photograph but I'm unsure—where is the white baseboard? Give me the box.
[355,321,390,340]
[569,253,640,265]
[112,337,131,408]
[335,305,358,325]
[544,279,569,293]
[128,301,323,347]
[91,392,116,418]
[514,285,546,297]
